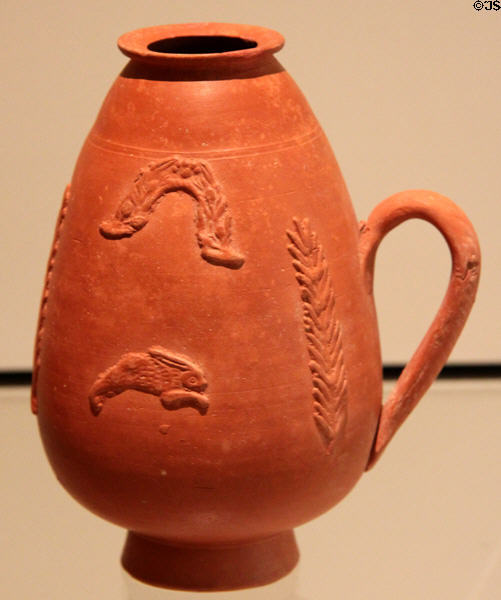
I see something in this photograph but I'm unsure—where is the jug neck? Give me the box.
[118,23,285,80]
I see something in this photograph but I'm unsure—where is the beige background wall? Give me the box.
[1,0,499,369]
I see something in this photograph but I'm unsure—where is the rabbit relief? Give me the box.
[89,346,209,417]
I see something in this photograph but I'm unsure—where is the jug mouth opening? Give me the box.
[118,23,284,68]
[147,35,258,55]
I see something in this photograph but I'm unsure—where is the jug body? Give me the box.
[33,24,382,547]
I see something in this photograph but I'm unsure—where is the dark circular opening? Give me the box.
[147,35,258,55]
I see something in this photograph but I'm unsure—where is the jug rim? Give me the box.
[118,23,285,68]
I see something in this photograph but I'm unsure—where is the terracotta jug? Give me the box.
[32,23,480,591]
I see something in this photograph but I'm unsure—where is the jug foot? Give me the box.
[121,529,299,591]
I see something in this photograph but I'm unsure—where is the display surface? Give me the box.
[32,23,480,591]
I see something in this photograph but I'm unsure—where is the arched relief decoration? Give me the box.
[99,157,245,270]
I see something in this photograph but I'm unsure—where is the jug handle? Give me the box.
[358,190,480,469]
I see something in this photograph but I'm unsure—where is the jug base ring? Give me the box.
[121,529,299,591]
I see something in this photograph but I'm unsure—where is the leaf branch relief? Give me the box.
[287,218,348,453]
